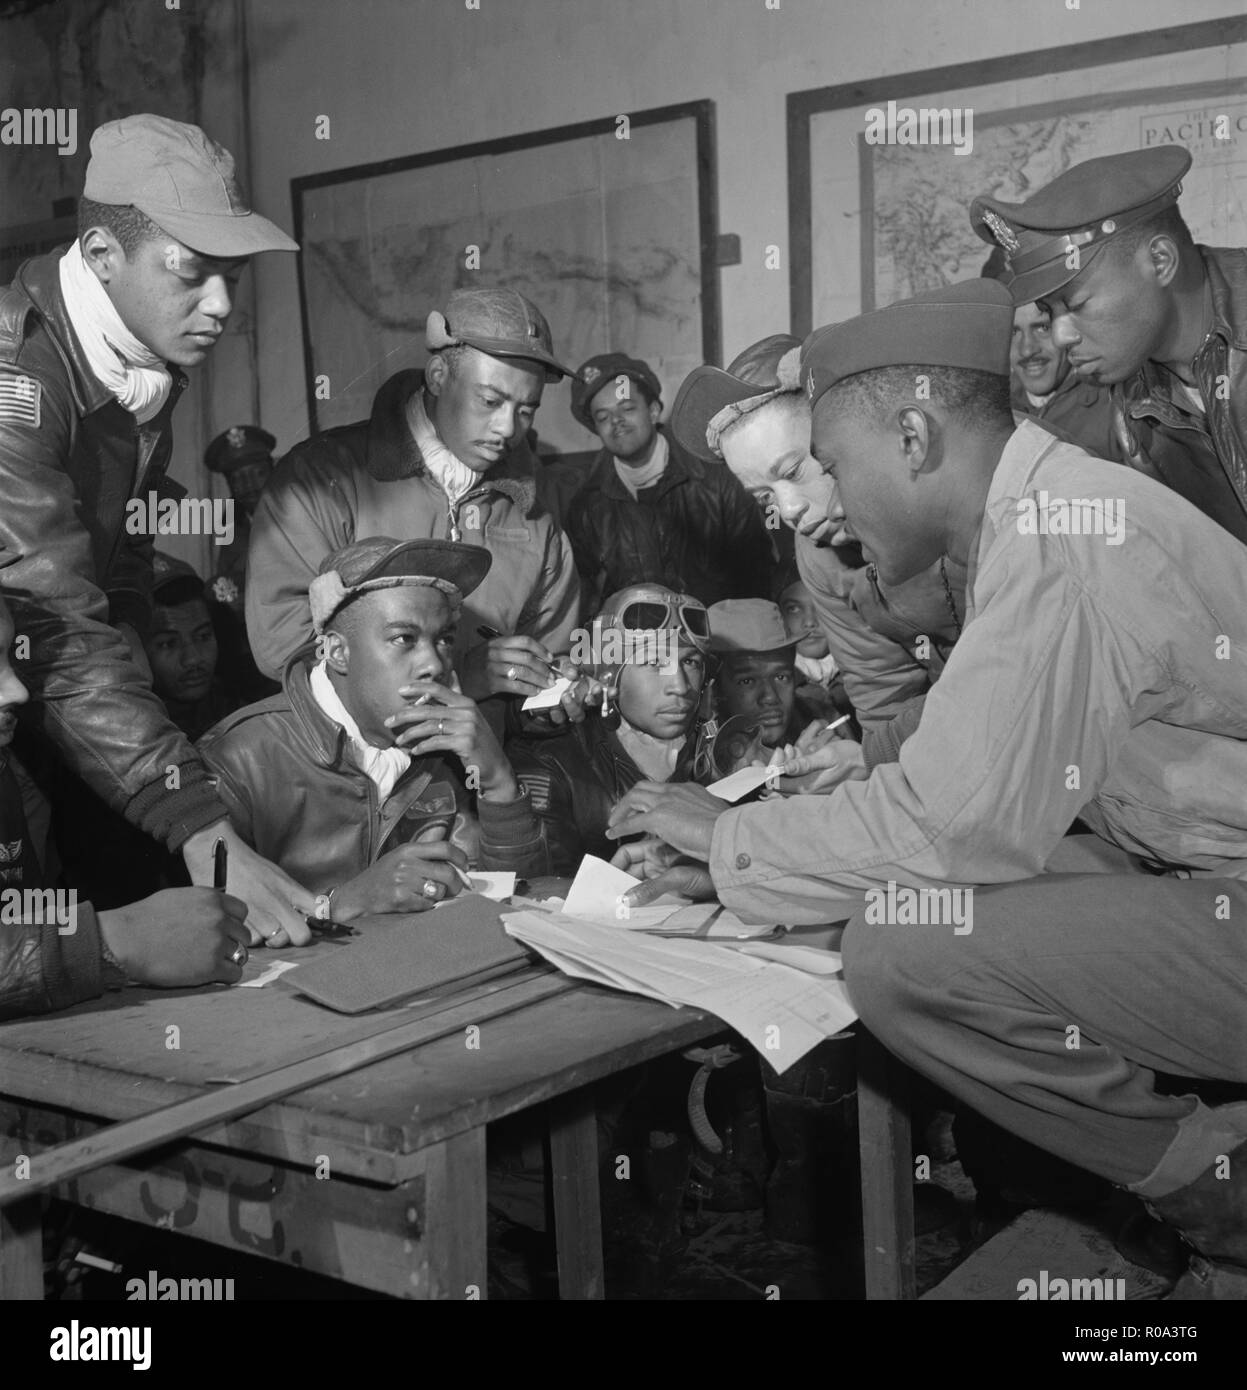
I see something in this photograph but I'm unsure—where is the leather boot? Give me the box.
[762,1036,859,1247]
[1145,1138,1247,1300]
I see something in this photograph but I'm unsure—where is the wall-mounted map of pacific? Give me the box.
[867,91,1247,308]
[294,112,709,455]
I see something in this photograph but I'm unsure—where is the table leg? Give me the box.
[857,1029,916,1300]
[422,1126,488,1300]
[548,1088,604,1300]
[0,1194,43,1300]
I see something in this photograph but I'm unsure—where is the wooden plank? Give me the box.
[0,1193,42,1300]
[924,1208,1172,1302]
[0,973,571,1208]
[0,987,723,1182]
[856,1029,915,1300]
[548,1087,604,1300]
[421,1128,487,1301]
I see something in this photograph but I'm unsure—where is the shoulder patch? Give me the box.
[0,373,40,427]
[517,772,552,812]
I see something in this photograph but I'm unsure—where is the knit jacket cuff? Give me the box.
[41,901,107,1012]
[123,761,231,851]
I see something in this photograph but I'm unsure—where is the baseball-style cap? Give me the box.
[205,424,276,475]
[801,279,1013,411]
[425,287,570,380]
[969,146,1192,304]
[309,537,492,634]
[708,599,800,655]
[670,334,803,462]
[570,353,662,431]
[84,115,298,258]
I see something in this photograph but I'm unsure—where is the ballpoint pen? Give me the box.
[212,837,228,892]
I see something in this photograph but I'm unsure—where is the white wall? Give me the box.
[244,0,1245,452]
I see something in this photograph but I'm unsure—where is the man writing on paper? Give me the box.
[246,288,581,717]
[606,279,1247,1299]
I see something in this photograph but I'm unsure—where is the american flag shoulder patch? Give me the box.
[0,374,41,427]
[517,773,552,812]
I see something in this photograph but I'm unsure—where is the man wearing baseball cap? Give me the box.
[609,278,1247,1297]
[0,113,313,948]
[202,537,542,915]
[563,351,771,612]
[971,145,1247,543]
[247,286,580,722]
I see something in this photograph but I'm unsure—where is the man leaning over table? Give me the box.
[605,279,1247,1300]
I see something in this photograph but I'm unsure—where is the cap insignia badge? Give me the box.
[981,209,1020,255]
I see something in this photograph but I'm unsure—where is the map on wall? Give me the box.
[867,90,1247,307]
[295,113,709,455]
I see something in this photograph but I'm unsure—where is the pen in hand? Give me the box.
[212,837,228,892]
[475,624,565,678]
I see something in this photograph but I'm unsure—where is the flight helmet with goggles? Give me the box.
[589,585,711,712]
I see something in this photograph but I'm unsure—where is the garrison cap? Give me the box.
[204,424,276,474]
[425,287,570,380]
[570,353,662,431]
[969,146,1192,304]
[801,279,1013,410]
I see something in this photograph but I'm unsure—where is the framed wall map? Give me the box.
[292,100,719,453]
[787,16,1247,337]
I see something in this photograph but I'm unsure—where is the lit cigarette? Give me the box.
[74,1252,123,1273]
[824,714,851,732]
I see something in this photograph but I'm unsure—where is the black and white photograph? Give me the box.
[0,0,1243,1358]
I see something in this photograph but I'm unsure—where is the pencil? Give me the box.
[476,624,564,678]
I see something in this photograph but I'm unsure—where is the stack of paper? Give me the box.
[502,908,856,1073]
[559,855,775,939]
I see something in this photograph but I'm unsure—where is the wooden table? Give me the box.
[0,947,914,1300]
[0,951,724,1301]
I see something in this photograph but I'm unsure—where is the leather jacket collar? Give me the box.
[363,368,539,515]
[14,247,188,416]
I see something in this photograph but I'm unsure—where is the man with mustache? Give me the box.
[563,352,771,612]
[246,288,581,721]
[972,145,1247,541]
[0,114,313,948]
[1006,300,1119,461]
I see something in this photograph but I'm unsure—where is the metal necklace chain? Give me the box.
[939,556,963,638]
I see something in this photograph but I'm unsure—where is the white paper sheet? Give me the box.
[562,854,643,918]
[236,959,301,988]
[502,909,857,1073]
[522,676,574,710]
[706,762,782,802]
